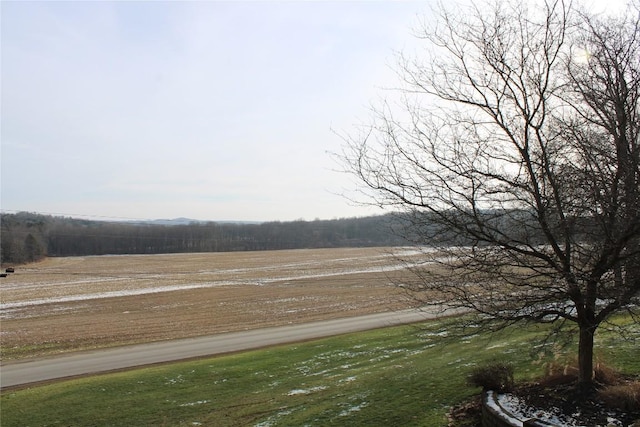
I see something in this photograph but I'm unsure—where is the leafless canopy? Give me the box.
[340,0,639,383]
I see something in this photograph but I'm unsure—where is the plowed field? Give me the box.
[1,247,421,360]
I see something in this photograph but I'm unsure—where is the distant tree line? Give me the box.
[0,212,409,263]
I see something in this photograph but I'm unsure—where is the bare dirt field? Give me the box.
[1,247,422,360]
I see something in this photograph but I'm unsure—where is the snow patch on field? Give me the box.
[1,262,412,316]
[253,407,297,427]
[1,283,236,310]
[337,392,372,418]
[179,400,210,407]
[164,374,186,385]
[286,385,328,396]
[287,385,329,396]
[339,401,369,416]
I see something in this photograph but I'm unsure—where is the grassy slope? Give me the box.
[1,316,638,427]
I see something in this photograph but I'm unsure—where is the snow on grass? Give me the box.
[447,358,465,366]
[294,349,370,377]
[286,385,328,396]
[253,407,297,427]
[339,401,369,417]
[164,374,185,385]
[420,330,449,338]
[337,391,372,417]
[486,342,508,349]
[178,400,210,407]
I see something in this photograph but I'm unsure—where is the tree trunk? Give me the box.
[578,325,595,385]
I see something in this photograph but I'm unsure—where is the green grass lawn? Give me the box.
[1,316,638,426]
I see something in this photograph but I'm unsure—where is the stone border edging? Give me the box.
[482,391,558,427]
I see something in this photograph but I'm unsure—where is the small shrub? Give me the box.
[468,361,514,392]
[599,381,640,411]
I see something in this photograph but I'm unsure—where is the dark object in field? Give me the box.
[6,267,15,273]
[0,273,7,278]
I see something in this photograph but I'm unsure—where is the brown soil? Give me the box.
[1,248,420,360]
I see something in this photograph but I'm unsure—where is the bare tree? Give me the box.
[340,0,639,386]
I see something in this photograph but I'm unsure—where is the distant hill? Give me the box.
[144,217,205,226]
[133,218,263,226]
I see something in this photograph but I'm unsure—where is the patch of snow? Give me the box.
[0,282,238,311]
[448,358,464,365]
[253,408,296,427]
[1,262,412,314]
[164,374,185,385]
[486,342,507,349]
[421,330,449,338]
[286,386,328,396]
[179,400,210,407]
[339,402,369,416]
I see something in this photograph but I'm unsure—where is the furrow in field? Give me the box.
[0,263,411,313]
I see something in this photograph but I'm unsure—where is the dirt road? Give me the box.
[0,309,446,389]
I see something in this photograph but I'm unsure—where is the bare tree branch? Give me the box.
[338,0,640,386]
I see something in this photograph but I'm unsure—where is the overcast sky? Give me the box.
[1,1,430,222]
[1,1,625,222]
